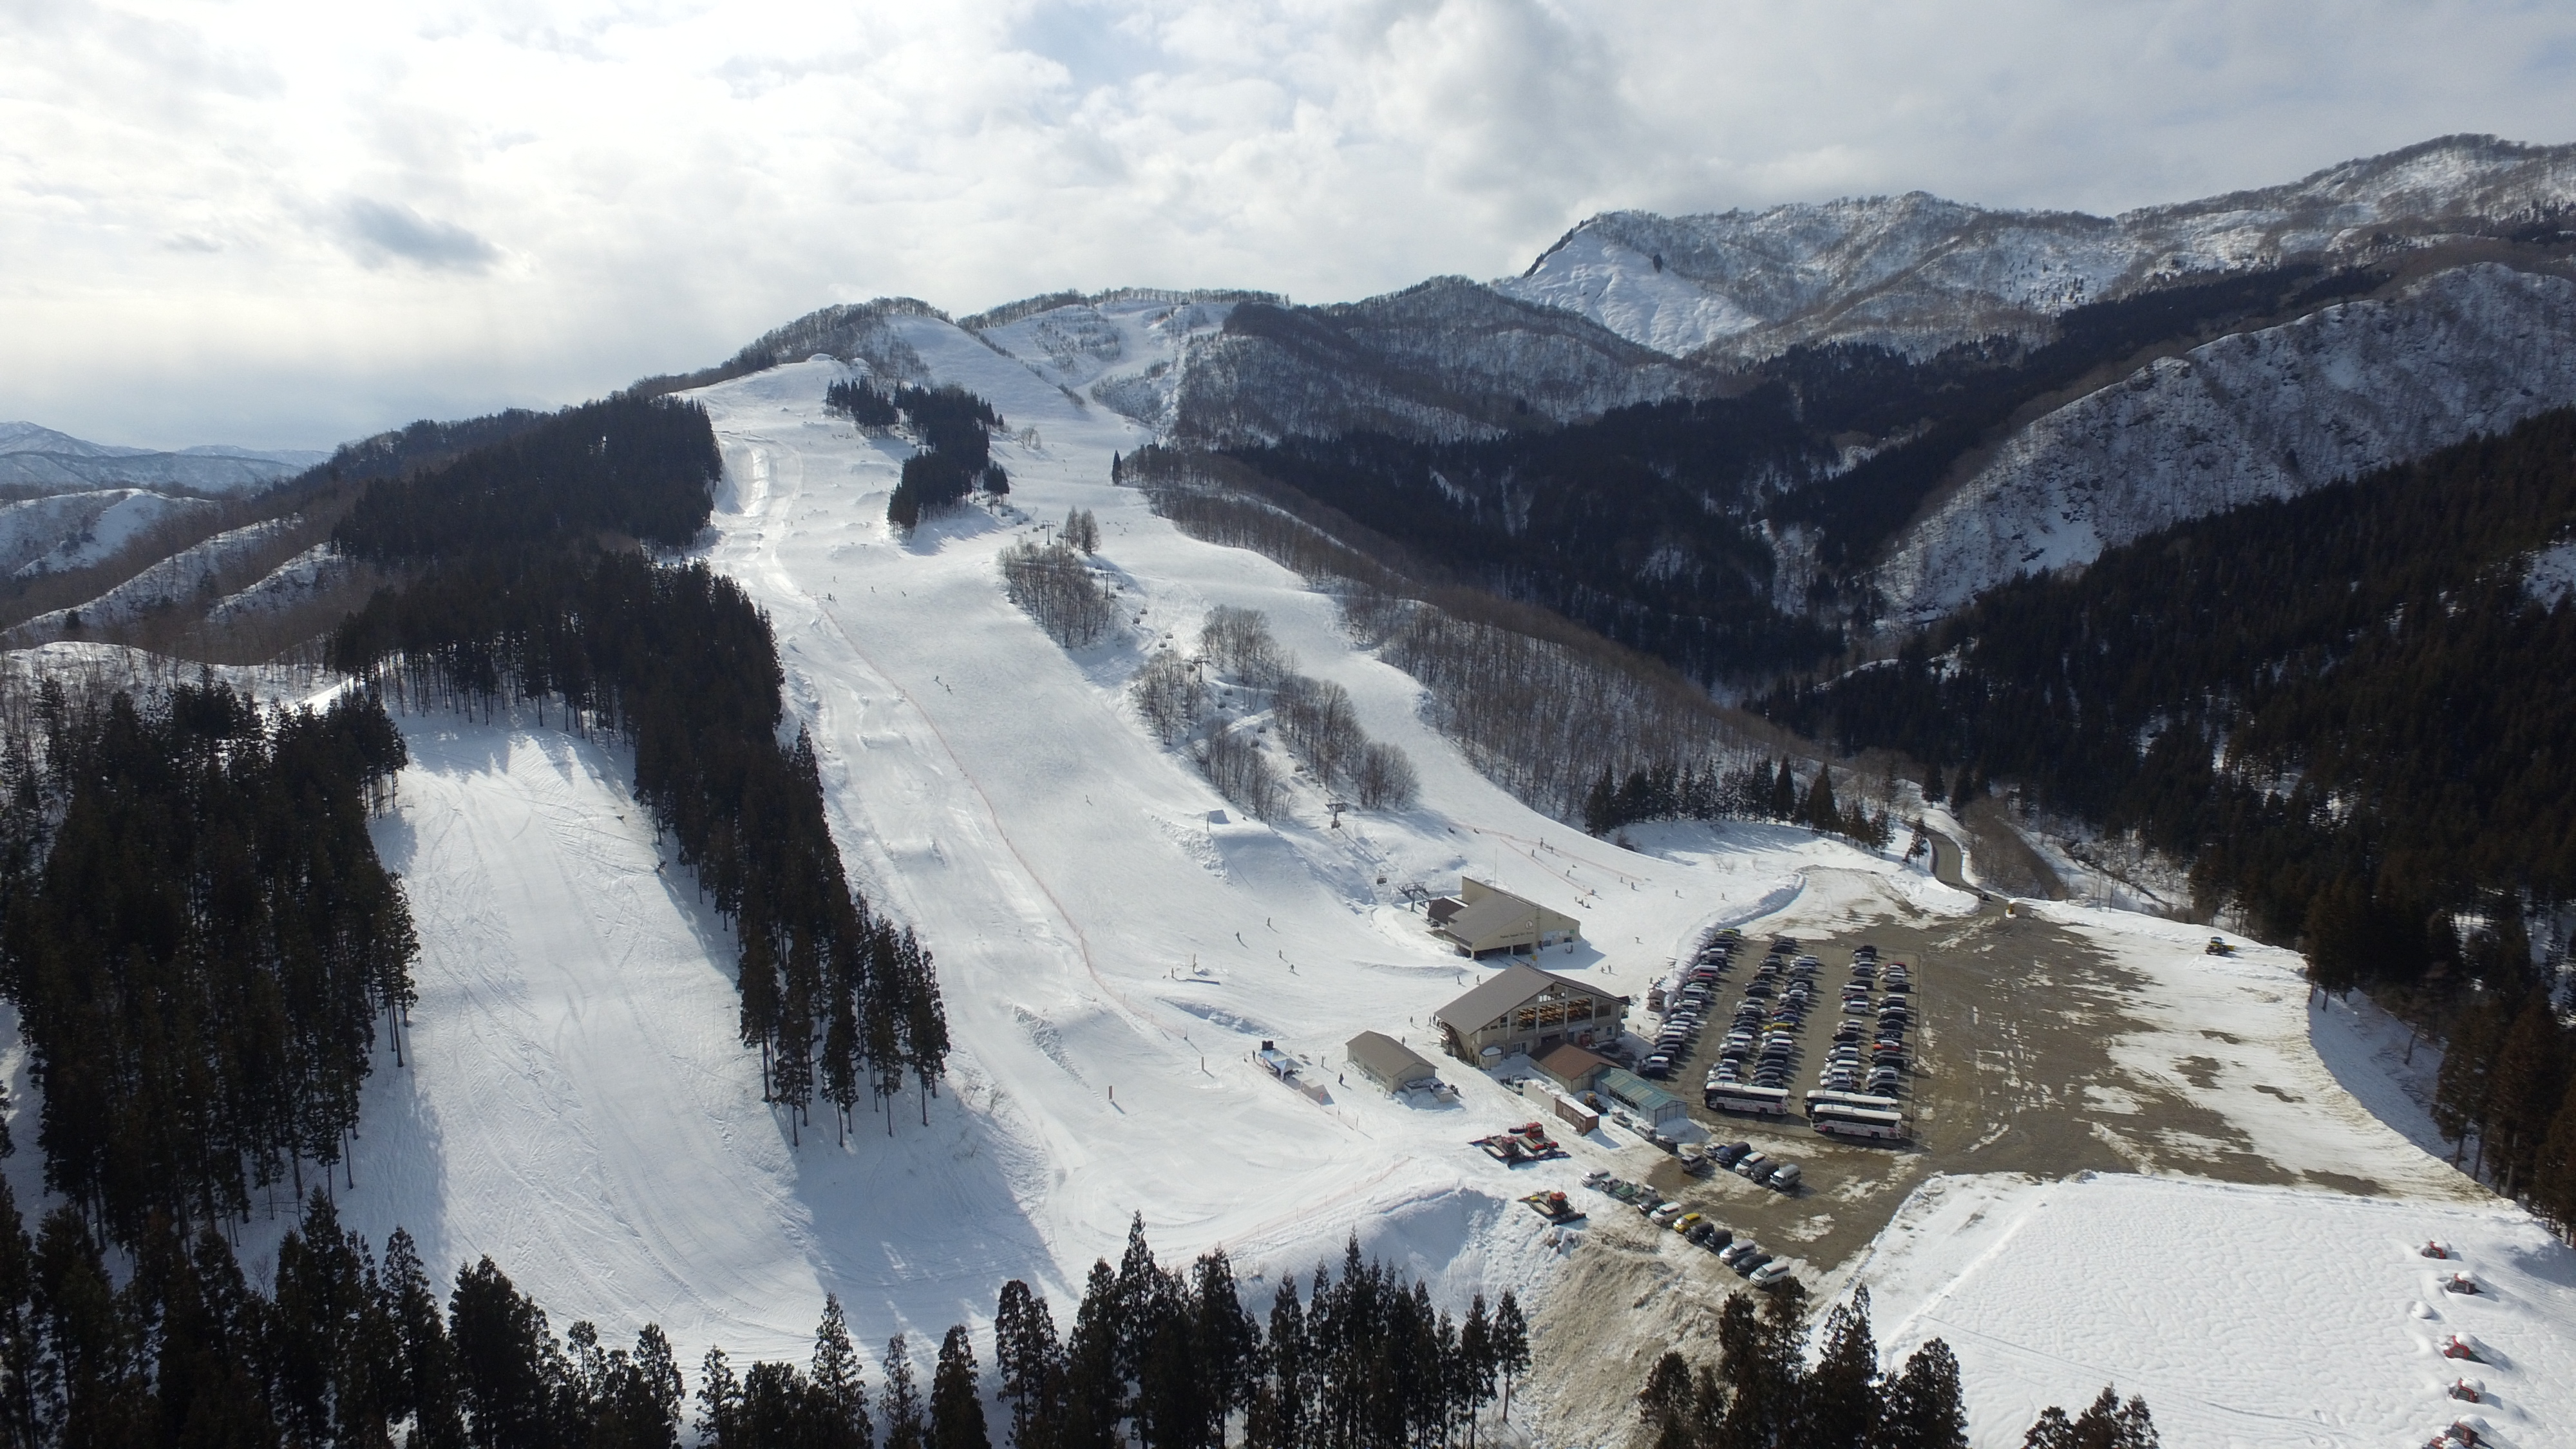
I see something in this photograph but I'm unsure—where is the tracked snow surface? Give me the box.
[1863,1173,2575,1449]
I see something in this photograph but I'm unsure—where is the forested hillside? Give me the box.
[0,677,413,1244]
[1767,407,2576,954]
[1213,262,2396,685]
[329,394,949,1139]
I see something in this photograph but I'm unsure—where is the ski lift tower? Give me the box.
[1327,800,1353,830]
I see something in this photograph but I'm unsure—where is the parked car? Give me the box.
[1732,1251,1773,1276]
[1768,1163,1803,1191]
[1750,1260,1795,1288]
[1718,1238,1759,1265]
[1712,1141,1752,1168]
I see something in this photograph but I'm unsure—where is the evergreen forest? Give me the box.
[327,395,950,1140]
[0,679,414,1246]
[0,1197,2145,1449]
[1765,407,2576,952]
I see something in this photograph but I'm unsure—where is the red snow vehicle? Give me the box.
[1521,1191,1584,1224]
[2441,1334,2481,1362]
[2442,1271,2479,1295]
[2420,1239,2451,1258]
[2447,1378,2481,1403]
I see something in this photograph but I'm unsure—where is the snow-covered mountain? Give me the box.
[1879,261,2576,619]
[948,277,1716,448]
[0,488,216,579]
[0,421,323,494]
[1498,135,2576,362]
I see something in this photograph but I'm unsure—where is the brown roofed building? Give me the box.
[1431,963,1626,1065]
[1534,1043,1612,1095]
[1425,877,1582,958]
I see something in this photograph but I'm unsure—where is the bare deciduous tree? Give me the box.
[999,541,1117,647]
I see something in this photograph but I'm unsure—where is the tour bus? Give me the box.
[1705,1083,1792,1116]
[1810,1102,1906,1142]
[1805,1089,1902,1113]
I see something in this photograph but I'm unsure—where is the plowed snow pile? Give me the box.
[1862,1173,2576,1449]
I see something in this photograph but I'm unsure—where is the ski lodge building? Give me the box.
[1432,963,1628,1065]
[1425,877,1583,958]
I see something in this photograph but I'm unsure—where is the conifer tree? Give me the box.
[1490,1290,1530,1423]
[1801,1287,1879,1448]
[883,1336,927,1449]
[931,1326,990,1449]
[1879,1338,1969,1449]
[813,1295,874,1448]
[994,1280,1063,1449]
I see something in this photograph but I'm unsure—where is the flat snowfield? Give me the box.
[1862,1173,2576,1449]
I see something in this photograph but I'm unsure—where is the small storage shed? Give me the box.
[1345,1031,1442,1093]
[1598,1066,1688,1127]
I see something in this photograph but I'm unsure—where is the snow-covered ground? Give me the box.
[6,299,2561,1424]
[1862,1173,2575,1449]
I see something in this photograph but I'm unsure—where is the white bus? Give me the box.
[1805,1089,1901,1113]
[1810,1103,1906,1142]
[1705,1083,1792,1116]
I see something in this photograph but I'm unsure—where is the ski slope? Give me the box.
[1861,1173,2576,1449]
[38,303,2540,1414]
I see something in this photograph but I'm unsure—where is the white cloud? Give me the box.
[1,0,2571,448]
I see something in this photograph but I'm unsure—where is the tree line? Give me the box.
[1582,755,1896,853]
[885,384,1010,531]
[0,676,415,1248]
[2432,969,2576,1240]
[327,393,947,1139]
[1147,607,1419,821]
[1634,1285,2156,1449]
[0,1171,2157,1448]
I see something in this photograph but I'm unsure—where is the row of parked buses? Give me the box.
[1698,1083,1904,1137]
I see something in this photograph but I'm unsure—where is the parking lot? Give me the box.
[1591,873,2358,1282]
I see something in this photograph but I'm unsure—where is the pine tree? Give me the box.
[2530,1074,2576,1236]
[994,1280,1063,1449]
[884,1336,927,1449]
[813,1295,874,1448]
[2484,989,2572,1197]
[2022,1387,2157,1448]
[697,1349,744,1449]
[931,1325,990,1449]
[1803,766,1839,835]
[1490,1291,1529,1423]
[1879,1338,1968,1449]
[1801,1287,1879,1448]
[2432,996,2508,1165]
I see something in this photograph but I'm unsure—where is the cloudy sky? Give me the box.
[7,0,2575,450]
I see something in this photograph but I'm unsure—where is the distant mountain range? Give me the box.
[0,421,325,495]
